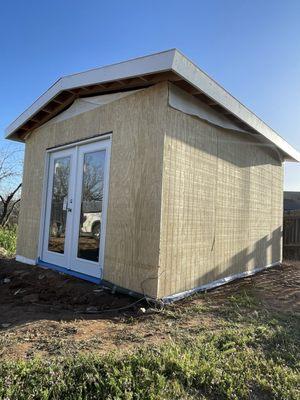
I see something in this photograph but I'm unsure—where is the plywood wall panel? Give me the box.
[17,83,168,298]
[17,80,283,300]
[158,95,283,298]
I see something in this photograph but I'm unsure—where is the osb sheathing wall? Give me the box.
[18,80,283,299]
[158,99,283,298]
[17,83,168,298]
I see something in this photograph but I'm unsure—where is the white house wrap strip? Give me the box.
[168,84,251,134]
[44,90,142,126]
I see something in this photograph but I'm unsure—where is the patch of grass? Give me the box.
[0,320,299,400]
[0,267,299,398]
[114,330,145,344]
[227,291,260,308]
[0,226,17,255]
[34,336,104,357]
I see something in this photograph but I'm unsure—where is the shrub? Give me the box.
[0,226,17,255]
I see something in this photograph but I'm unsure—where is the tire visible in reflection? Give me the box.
[92,221,101,239]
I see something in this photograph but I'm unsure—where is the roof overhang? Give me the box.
[5,49,300,162]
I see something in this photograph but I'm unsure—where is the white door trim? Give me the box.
[69,139,111,278]
[46,132,112,153]
[41,147,75,267]
[38,135,111,279]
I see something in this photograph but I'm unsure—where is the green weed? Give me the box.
[0,226,17,255]
[0,322,299,400]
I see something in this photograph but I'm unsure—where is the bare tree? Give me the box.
[0,145,23,227]
[0,183,22,227]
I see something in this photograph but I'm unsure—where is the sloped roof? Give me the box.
[5,49,300,162]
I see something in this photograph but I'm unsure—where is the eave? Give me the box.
[5,49,300,162]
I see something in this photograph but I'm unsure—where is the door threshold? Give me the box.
[37,258,101,284]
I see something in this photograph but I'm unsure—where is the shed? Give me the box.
[6,49,300,301]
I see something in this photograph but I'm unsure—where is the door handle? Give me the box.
[67,198,73,212]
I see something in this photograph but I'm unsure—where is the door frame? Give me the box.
[41,146,75,268]
[37,133,112,279]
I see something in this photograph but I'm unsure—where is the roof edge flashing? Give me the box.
[5,49,300,162]
[171,51,300,162]
[5,49,178,139]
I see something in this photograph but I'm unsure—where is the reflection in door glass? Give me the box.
[48,157,70,253]
[77,150,105,262]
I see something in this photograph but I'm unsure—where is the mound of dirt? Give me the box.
[0,258,141,327]
[0,258,299,361]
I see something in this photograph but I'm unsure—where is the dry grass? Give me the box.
[0,259,299,399]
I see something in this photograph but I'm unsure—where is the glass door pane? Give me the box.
[48,156,71,254]
[77,150,105,262]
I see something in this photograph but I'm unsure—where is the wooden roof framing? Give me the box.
[5,49,300,161]
[16,71,179,140]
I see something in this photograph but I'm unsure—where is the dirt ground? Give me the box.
[0,257,299,361]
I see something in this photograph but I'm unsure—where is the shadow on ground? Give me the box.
[0,257,299,361]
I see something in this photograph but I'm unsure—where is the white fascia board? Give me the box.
[171,50,300,162]
[5,78,64,139]
[5,49,176,139]
[5,48,300,162]
[62,49,176,88]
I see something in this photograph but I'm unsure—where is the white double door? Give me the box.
[41,139,111,278]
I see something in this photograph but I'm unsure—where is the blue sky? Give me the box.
[1,0,299,190]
